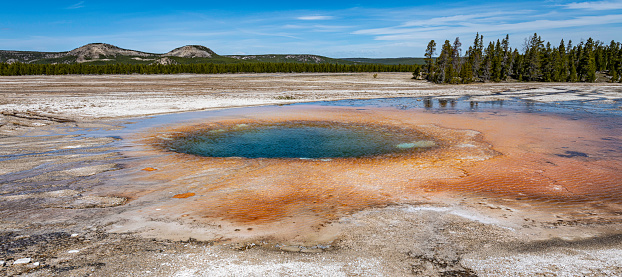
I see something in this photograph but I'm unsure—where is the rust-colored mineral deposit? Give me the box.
[117,105,622,240]
[172,193,196,198]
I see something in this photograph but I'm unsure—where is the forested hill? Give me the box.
[342,58,425,65]
[0,43,365,65]
[419,33,622,83]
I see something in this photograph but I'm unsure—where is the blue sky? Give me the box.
[1,0,621,57]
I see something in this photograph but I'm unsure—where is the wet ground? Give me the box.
[1,74,622,276]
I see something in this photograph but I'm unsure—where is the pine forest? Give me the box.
[420,33,622,83]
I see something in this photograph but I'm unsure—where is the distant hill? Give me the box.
[164,45,216,58]
[224,54,358,65]
[0,43,423,65]
[0,43,222,65]
[342,57,425,65]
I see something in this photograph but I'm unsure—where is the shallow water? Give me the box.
[64,95,622,238]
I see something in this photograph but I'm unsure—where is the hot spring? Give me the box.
[159,121,436,159]
[112,97,622,240]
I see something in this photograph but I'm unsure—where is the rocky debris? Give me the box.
[1,111,75,124]
[2,189,127,209]
[0,230,187,276]
[407,251,477,277]
[164,45,215,58]
[2,189,81,200]
[279,245,302,252]
[150,57,180,65]
[61,195,127,209]
[276,244,326,253]
[1,232,72,257]
[63,164,117,177]
[13,258,31,265]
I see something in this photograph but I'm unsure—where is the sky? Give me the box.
[1,0,621,58]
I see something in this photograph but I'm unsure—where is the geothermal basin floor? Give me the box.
[1,73,622,276]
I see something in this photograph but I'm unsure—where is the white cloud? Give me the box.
[564,0,622,10]
[353,11,622,42]
[400,11,527,27]
[297,16,334,20]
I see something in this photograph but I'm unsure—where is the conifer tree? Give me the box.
[617,43,622,82]
[491,40,502,81]
[557,39,568,81]
[595,40,606,72]
[459,61,474,83]
[551,47,563,82]
[424,40,437,81]
[437,40,454,83]
[479,42,494,81]
[579,38,597,82]
[542,42,553,82]
[510,49,521,80]
[501,35,511,80]
[524,33,543,81]
[467,33,484,80]
[452,37,462,83]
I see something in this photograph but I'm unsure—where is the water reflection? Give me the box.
[424,97,433,109]
[304,96,622,118]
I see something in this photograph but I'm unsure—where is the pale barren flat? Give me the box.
[1,73,622,276]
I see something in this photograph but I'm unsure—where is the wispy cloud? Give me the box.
[363,14,622,41]
[399,11,528,27]
[281,23,352,32]
[352,5,622,41]
[564,0,622,10]
[66,1,85,9]
[239,29,301,40]
[297,15,334,20]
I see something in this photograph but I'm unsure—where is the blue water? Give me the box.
[161,122,432,159]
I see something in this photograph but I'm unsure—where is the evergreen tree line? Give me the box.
[419,33,622,83]
[0,62,419,76]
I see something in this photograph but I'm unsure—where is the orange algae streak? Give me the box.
[173,192,196,199]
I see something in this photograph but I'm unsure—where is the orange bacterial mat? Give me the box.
[112,103,622,238]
